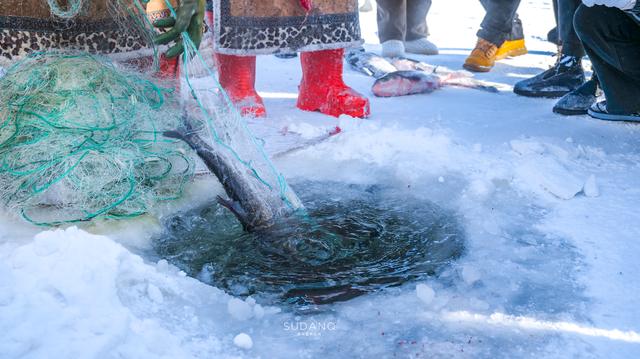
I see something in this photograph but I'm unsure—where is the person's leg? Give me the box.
[404,0,438,55]
[513,0,586,99]
[558,0,584,57]
[406,0,431,41]
[574,4,640,116]
[477,0,522,47]
[464,0,521,72]
[376,0,407,42]
[297,49,370,118]
[215,54,266,117]
[376,0,407,56]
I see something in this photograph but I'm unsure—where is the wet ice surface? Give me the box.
[154,182,465,306]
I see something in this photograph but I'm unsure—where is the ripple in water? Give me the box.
[154,182,465,305]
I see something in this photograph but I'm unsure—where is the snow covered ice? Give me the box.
[2,0,640,358]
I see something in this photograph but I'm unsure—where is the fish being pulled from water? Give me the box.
[165,122,304,232]
[346,48,502,97]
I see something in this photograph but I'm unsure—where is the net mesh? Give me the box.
[0,0,301,226]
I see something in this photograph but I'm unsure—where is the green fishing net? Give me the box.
[0,52,194,225]
[0,0,302,226]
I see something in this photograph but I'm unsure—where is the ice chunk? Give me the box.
[416,284,435,305]
[461,265,482,285]
[583,175,600,198]
[146,283,164,304]
[516,158,583,200]
[227,298,253,321]
[233,333,253,349]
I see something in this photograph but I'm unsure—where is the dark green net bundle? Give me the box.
[0,52,194,226]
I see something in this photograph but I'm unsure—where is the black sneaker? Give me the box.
[547,27,560,46]
[588,101,640,122]
[553,76,600,116]
[514,55,585,98]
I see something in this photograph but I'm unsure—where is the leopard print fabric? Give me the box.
[214,0,362,55]
[0,15,146,66]
[0,28,147,65]
[217,20,361,55]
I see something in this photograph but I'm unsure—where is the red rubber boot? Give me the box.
[297,49,370,118]
[215,53,266,117]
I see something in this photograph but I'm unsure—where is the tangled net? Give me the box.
[0,52,194,226]
[47,0,84,19]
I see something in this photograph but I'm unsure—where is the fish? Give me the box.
[164,122,304,232]
[372,71,442,97]
[345,48,398,79]
[347,49,502,96]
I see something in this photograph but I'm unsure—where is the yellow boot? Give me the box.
[495,39,528,60]
[463,38,498,73]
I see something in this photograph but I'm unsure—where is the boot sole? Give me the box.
[553,106,588,116]
[587,109,640,122]
[513,87,570,99]
[495,48,528,61]
[463,63,492,73]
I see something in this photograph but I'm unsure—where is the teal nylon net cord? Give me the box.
[0,52,194,226]
[47,0,84,19]
[0,0,303,226]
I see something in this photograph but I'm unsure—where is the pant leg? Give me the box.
[574,5,640,114]
[406,0,432,41]
[376,0,407,42]
[558,0,584,57]
[479,0,522,41]
[477,0,522,47]
[508,13,524,40]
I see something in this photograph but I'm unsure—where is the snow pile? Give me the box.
[0,227,269,358]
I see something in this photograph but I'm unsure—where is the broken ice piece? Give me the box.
[583,174,600,198]
[416,284,435,305]
[233,333,253,349]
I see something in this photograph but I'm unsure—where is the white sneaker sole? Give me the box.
[588,109,640,122]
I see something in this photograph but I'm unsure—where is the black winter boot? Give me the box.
[553,76,600,115]
[514,55,585,98]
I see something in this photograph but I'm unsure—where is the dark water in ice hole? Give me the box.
[153,182,465,306]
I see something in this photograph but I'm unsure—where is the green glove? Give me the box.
[143,0,206,58]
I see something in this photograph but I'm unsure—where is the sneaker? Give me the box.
[588,101,640,122]
[463,38,498,73]
[514,55,585,98]
[547,27,560,46]
[404,38,439,55]
[381,40,405,58]
[553,77,600,115]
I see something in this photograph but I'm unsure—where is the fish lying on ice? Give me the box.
[372,71,442,97]
[165,123,303,231]
[346,48,502,97]
[345,49,398,79]
[372,70,500,97]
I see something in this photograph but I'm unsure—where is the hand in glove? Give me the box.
[143,0,206,58]
[582,0,636,10]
